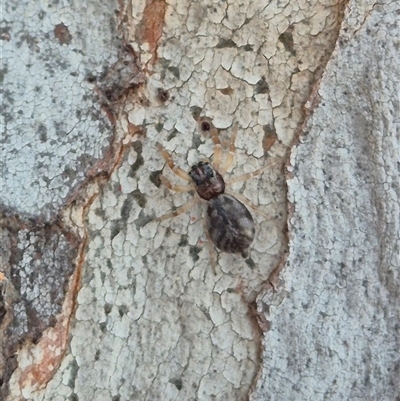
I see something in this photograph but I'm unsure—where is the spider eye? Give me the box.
[191,161,209,170]
[203,164,214,178]
[191,161,201,169]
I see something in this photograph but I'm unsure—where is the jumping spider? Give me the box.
[152,119,279,271]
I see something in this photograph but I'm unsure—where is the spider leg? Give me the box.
[160,175,193,193]
[156,142,191,181]
[219,124,237,176]
[226,157,283,185]
[210,126,222,171]
[225,189,272,220]
[153,197,198,222]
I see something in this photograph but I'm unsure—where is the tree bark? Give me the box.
[1,0,399,400]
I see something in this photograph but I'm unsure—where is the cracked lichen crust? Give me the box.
[6,0,349,399]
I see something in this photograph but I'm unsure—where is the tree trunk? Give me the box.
[1,0,399,400]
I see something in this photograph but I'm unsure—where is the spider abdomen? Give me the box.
[206,194,255,253]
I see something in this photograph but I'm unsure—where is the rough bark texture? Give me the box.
[1,0,399,400]
[251,2,400,400]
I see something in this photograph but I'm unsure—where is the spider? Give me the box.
[152,119,279,271]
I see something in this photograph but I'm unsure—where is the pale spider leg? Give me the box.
[203,216,218,275]
[226,158,283,185]
[160,175,193,193]
[156,142,191,182]
[153,197,198,222]
[219,124,237,176]
[225,189,272,221]
[210,126,222,170]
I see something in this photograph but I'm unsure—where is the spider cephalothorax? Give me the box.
[188,161,225,201]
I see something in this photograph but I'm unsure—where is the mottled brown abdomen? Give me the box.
[206,194,255,253]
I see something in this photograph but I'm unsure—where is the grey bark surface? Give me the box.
[1,0,121,219]
[252,2,400,400]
